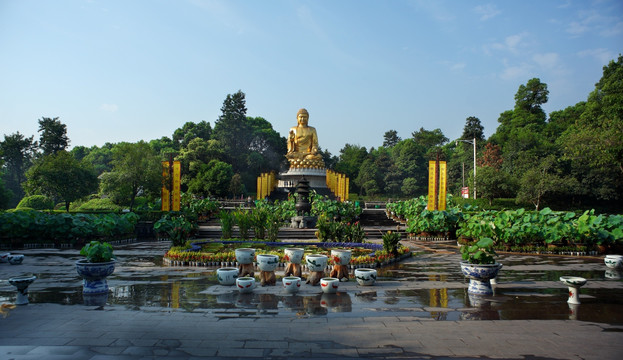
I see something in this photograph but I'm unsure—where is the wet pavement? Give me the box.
[1,240,623,359]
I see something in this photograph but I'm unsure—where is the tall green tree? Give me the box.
[515,155,573,210]
[212,90,250,170]
[187,159,233,198]
[334,144,368,192]
[178,138,226,192]
[0,164,14,209]
[382,130,401,148]
[490,79,550,176]
[412,127,448,150]
[0,132,37,206]
[461,116,485,142]
[172,121,212,149]
[83,144,115,175]
[246,116,287,174]
[475,166,515,206]
[514,78,549,115]
[38,117,69,155]
[149,136,177,156]
[99,141,161,211]
[559,55,623,202]
[23,151,98,211]
[318,148,338,169]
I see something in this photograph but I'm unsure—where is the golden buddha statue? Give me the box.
[286,108,325,169]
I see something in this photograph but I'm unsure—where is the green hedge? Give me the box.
[16,195,54,210]
[0,210,140,246]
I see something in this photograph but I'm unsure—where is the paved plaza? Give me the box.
[1,240,622,359]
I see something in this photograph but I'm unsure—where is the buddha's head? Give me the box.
[297,108,309,126]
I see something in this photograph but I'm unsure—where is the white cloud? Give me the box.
[566,8,622,37]
[451,62,466,71]
[489,32,529,54]
[409,0,455,22]
[533,53,559,69]
[473,4,501,21]
[100,103,118,112]
[500,60,532,81]
[566,21,589,35]
[578,48,615,64]
[601,21,623,37]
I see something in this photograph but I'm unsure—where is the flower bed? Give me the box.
[163,240,412,268]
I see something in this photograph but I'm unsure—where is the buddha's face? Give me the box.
[297,113,309,126]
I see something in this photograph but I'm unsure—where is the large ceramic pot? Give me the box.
[236,276,256,293]
[8,254,24,265]
[331,249,351,266]
[217,267,239,285]
[75,260,116,295]
[257,254,279,272]
[604,255,623,269]
[320,277,339,294]
[235,248,256,265]
[460,261,502,296]
[354,268,377,286]
[306,254,328,272]
[282,276,302,294]
[284,248,304,264]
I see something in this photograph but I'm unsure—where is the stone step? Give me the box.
[196,226,407,240]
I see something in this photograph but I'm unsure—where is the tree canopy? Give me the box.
[24,150,98,211]
[38,117,69,155]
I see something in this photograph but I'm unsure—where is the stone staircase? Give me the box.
[196,207,406,240]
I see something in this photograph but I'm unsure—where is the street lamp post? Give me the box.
[456,138,477,199]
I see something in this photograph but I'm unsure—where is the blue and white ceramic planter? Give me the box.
[306,254,328,272]
[8,254,24,265]
[75,260,116,295]
[460,261,502,296]
[284,248,304,264]
[331,249,351,266]
[235,248,255,265]
[354,268,377,286]
[320,277,339,294]
[257,254,279,272]
[604,255,623,269]
[236,277,256,293]
[217,267,239,285]
[282,276,302,294]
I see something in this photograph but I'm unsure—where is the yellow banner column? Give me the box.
[344,177,349,201]
[427,161,437,210]
[172,161,181,211]
[438,161,447,211]
[161,161,170,211]
[261,173,268,200]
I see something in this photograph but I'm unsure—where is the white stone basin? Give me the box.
[559,276,587,287]
[8,275,37,305]
[560,276,587,305]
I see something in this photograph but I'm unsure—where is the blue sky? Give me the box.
[1,0,621,155]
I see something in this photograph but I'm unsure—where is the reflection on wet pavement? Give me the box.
[1,241,622,323]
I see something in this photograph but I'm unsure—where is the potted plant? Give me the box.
[75,241,116,305]
[459,237,502,296]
